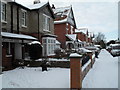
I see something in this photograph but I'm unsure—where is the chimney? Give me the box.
[33,0,40,4]
[52,4,55,9]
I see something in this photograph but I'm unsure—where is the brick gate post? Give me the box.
[70,53,82,89]
[87,52,93,68]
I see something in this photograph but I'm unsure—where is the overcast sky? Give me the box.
[15,0,119,42]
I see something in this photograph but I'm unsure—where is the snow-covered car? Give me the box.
[111,49,120,56]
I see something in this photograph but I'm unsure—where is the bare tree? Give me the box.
[94,32,106,44]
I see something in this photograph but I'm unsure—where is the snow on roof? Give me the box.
[54,18,68,24]
[53,6,71,16]
[53,6,71,24]
[29,41,41,45]
[110,44,120,47]
[94,45,101,47]
[79,48,92,53]
[1,32,37,40]
[78,39,82,43]
[70,53,82,58]
[75,29,87,35]
[85,46,99,50]
[66,34,77,41]
[56,40,61,44]
[27,2,47,10]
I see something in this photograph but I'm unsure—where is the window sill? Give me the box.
[43,29,50,33]
[6,55,12,58]
[22,25,27,28]
[2,20,7,24]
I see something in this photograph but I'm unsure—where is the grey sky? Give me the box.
[15,0,118,41]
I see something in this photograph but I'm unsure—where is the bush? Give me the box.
[29,44,42,60]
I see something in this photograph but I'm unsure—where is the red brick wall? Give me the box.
[67,23,75,34]
[76,32,86,42]
[2,48,13,70]
[54,24,67,49]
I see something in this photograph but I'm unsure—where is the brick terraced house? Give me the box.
[52,5,77,50]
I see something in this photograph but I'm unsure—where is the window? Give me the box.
[71,25,73,34]
[1,2,6,22]
[42,37,56,56]
[21,10,27,27]
[43,14,50,31]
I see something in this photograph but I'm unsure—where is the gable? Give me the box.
[41,5,54,18]
[67,8,76,28]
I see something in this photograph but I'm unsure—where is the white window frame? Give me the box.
[42,37,56,56]
[1,1,7,23]
[43,14,50,32]
[71,25,73,34]
[21,9,27,27]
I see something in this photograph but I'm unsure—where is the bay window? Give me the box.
[42,37,56,56]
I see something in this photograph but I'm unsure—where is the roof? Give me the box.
[110,44,120,47]
[53,6,76,27]
[78,39,82,43]
[66,34,77,41]
[75,28,88,35]
[53,6,71,17]
[8,1,55,18]
[29,41,41,45]
[27,2,48,10]
[56,40,61,44]
[1,32,37,40]
[53,6,71,24]
[79,48,92,53]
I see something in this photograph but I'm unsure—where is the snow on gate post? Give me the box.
[70,53,82,89]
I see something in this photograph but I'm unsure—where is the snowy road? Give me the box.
[82,49,118,88]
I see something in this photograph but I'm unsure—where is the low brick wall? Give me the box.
[23,60,70,68]
[82,56,96,80]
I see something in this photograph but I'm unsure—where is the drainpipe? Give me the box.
[0,0,2,73]
[17,6,19,34]
[37,11,40,40]
[11,4,13,33]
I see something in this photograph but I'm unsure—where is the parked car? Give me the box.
[111,49,120,57]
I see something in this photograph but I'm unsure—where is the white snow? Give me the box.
[78,39,82,43]
[110,44,120,47]
[2,49,118,88]
[75,28,87,34]
[27,2,47,10]
[53,6,71,24]
[78,48,92,53]
[35,58,69,61]
[2,67,70,88]
[54,18,68,24]
[1,32,37,40]
[82,49,118,88]
[53,6,71,16]
[70,53,82,57]
[56,40,61,44]
[66,34,77,41]
[29,41,41,45]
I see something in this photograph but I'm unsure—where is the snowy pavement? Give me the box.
[2,49,118,88]
[82,49,118,88]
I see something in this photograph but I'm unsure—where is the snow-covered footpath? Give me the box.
[82,49,118,88]
[1,49,118,88]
